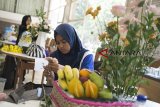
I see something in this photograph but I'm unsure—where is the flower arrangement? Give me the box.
[27,8,51,35]
[35,8,51,33]
[26,8,51,42]
[86,0,160,99]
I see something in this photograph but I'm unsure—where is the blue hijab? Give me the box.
[50,23,88,68]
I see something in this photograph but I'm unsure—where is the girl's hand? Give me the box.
[46,57,59,72]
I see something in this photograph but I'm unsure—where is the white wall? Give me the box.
[0,10,39,24]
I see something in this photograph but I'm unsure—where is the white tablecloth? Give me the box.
[0,100,160,107]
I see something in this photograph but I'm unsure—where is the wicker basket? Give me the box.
[50,81,133,107]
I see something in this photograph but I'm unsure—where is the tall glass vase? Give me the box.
[36,31,48,49]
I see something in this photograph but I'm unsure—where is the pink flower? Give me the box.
[111,5,126,17]
[119,13,139,25]
[127,0,144,8]
[148,5,160,15]
[0,93,7,101]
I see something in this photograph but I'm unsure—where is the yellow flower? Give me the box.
[96,6,101,11]
[99,32,108,41]
[108,21,117,27]
[154,19,159,25]
[86,7,93,15]
[124,39,130,46]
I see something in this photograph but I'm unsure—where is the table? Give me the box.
[0,40,16,45]
[0,100,160,107]
[0,50,35,88]
[0,50,35,61]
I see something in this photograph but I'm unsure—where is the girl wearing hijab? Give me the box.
[45,23,94,80]
[16,15,32,45]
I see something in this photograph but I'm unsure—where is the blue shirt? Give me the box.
[80,54,94,71]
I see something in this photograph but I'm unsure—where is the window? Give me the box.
[69,0,87,21]
[0,0,46,16]
[66,0,127,53]
[48,0,66,29]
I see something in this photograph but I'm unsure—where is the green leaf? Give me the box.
[112,34,119,42]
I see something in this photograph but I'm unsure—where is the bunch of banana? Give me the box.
[1,45,23,53]
[57,65,80,91]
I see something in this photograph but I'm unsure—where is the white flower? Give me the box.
[43,14,48,19]
[44,25,49,29]
[33,23,39,28]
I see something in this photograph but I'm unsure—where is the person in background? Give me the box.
[16,15,32,45]
[44,23,94,81]
[1,15,31,89]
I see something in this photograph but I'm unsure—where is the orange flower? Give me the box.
[86,6,101,19]
[86,7,93,15]
[120,35,126,41]
[91,9,99,19]
[149,34,157,39]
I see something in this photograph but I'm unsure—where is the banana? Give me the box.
[1,45,22,53]
[72,68,79,78]
[58,79,68,91]
[63,65,73,81]
[57,69,64,79]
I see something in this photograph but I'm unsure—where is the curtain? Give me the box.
[0,0,15,12]
[16,0,45,16]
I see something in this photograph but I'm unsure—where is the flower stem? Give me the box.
[116,17,119,47]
